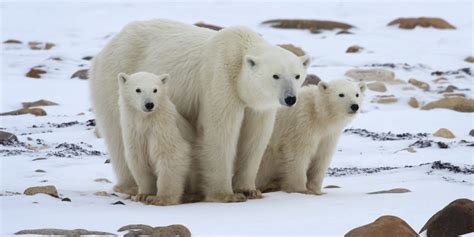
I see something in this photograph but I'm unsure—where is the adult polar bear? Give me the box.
[90,19,310,202]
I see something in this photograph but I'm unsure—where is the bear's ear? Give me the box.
[118,72,129,84]
[359,82,366,93]
[244,55,258,68]
[299,55,311,69]
[158,73,170,85]
[318,81,329,91]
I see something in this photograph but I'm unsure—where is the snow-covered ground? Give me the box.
[1,1,473,236]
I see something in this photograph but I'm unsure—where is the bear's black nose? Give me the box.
[351,104,359,112]
[284,96,297,107]
[145,102,154,111]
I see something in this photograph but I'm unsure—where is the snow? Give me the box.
[1,1,473,236]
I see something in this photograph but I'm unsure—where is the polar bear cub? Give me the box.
[118,71,192,205]
[256,79,366,195]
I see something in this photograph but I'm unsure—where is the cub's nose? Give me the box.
[145,102,154,111]
[284,96,297,107]
[351,104,359,112]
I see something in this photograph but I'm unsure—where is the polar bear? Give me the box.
[89,19,310,202]
[118,72,194,205]
[256,80,365,195]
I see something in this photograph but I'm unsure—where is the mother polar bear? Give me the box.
[90,19,310,202]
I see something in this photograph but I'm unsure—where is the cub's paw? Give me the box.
[145,196,180,206]
[235,189,263,199]
[132,194,152,203]
[113,185,138,196]
[205,193,247,203]
[296,190,326,195]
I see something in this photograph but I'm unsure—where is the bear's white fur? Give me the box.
[89,19,310,202]
[256,80,365,195]
[118,72,193,205]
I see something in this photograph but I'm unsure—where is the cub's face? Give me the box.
[239,47,310,110]
[318,80,366,117]
[118,72,169,113]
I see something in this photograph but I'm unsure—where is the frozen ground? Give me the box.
[1,1,473,236]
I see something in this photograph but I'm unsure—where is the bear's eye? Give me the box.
[339,93,344,97]
[356,93,359,98]
[136,88,141,93]
[153,89,157,93]
[295,75,300,79]
[273,74,279,80]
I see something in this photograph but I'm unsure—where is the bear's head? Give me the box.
[117,72,169,114]
[317,79,366,119]
[239,46,310,110]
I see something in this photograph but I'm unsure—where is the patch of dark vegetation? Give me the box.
[86,119,96,127]
[327,166,400,177]
[365,63,429,70]
[344,128,428,141]
[49,121,79,128]
[431,67,472,76]
[431,161,474,174]
[409,139,451,149]
[0,149,29,156]
[47,142,104,157]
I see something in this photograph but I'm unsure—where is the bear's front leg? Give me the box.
[123,142,157,200]
[280,148,312,194]
[307,134,340,195]
[233,108,276,199]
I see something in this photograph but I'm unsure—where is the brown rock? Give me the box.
[469,129,474,136]
[262,19,354,32]
[345,215,417,237]
[402,86,416,91]
[345,69,400,84]
[0,108,47,116]
[278,44,306,56]
[0,131,18,144]
[419,198,474,237]
[28,41,55,50]
[408,78,430,91]
[94,178,112,183]
[346,45,363,53]
[336,30,354,35]
[3,39,22,44]
[443,93,465,98]
[302,74,321,87]
[465,56,474,63]
[194,21,223,31]
[433,77,448,84]
[22,99,58,108]
[367,188,411,194]
[94,191,110,197]
[408,97,419,108]
[433,128,455,139]
[388,17,456,29]
[23,185,58,198]
[15,228,114,236]
[71,69,88,80]
[118,224,191,237]
[439,85,458,93]
[26,68,47,79]
[324,185,341,189]
[367,82,387,92]
[372,95,398,104]
[421,97,474,112]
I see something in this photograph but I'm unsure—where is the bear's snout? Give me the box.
[145,102,155,111]
[284,96,297,107]
[351,104,359,112]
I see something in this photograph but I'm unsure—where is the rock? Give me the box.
[345,69,401,84]
[94,191,110,197]
[345,215,417,237]
[278,44,306,56]
[433,128,455,139]
[367,188,410,194]
[433,77,448,84]
[443,93,465,98]
[465,56,474,63]
[35,169,46,173]
[22,99,58,108]
[421,97,474,112]
[0,108,47,116]
[112,201,125,205]
[82,56,93,60]
[408,78,430,91]
[470,129,474,136]
[262,19,354,32]
[324,185,341,189]
[0,131,18,145]
[15,228,114,236]
[118,224,191,237]
[302,74,321,86]
[61,197,71,202]
[437,142,449,149]
[431,68,472,76]
[408,97,419,108]
[372,95,398,104]
[28,41,55,50]
[366,82,387,92]
[194,21,223,31]
[439,85,458,93]
[71,69,88,80]
[26,68,47,79]
[3,39,22,44]
[48,57,62,61]
[94,178,112,183]
[346,45,363,53]
[23,185,59,198]
[388,17,456,29]
[336,30,353,35]
[398,147,417,153]
[104,159,110,164]
[419,198,474,237]
[402,86,416,91]
[32,157,47,161]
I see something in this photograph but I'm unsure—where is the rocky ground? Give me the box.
[1,1,473,236]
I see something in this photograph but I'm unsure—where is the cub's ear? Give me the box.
[158,73,170,85]
[359,82,366,93]
[299,55,311,69]
[118,72,129,84]
[318,81,329,91]
[244,55,258,68]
